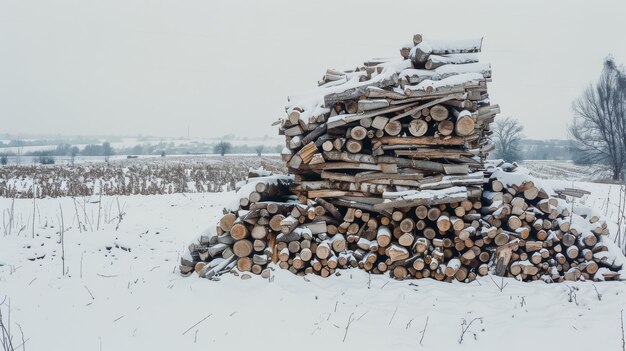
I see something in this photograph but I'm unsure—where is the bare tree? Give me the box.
[70,146,79,166]
[255,145,264,157]
[14,139,22,166]
[492,116,524,162]
[102,142,113,162]
[569,56,626,181]
[214,141,232,156]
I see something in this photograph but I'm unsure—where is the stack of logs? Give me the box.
[281,35,495,206]
[180,33,623,283]
[483,165,621,282]
[180,164,622,282]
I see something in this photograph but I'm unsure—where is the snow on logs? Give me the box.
[482,165,622,282]
[179,33,623,283]
[181,164,623,283]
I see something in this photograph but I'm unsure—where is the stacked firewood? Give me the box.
[179,33,623,283]
[482,164,621,282]
[280,34,495,208]
[180,170,488,282]
[180,166,623,282]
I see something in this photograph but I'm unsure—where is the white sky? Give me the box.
[1,0,625,140]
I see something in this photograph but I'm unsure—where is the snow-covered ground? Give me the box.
[518,160,615,183]
[0,184,625,350]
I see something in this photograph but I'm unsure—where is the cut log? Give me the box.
[377,225,392,247]
[429,105,449,122]
[454,111,475,136]
[408,119,428,137]
[233,240,253,258]
[220,213,237,232]
[230,223,249,240]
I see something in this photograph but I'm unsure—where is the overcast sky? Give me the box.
[1,0,625,140]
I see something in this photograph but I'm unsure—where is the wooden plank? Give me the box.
[378,136,473,146]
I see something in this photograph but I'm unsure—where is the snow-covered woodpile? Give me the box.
[482,164,621,282]
[179,33,623,283]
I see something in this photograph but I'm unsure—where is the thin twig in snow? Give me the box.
[182,314,212,335]
[31,183,36,238]
[619,310,626,351]
[72,198,82,233]
[97,184,102,231]
[57,204,65,276]
[96,273,118,278]
[388,306,398,326]
[458,317,483,344]
[405,318,413,330]
[593,284,602,301]
[342,313,354,343]
[356,311,368,321]
[420,316,429,346]
[489,275,508,292]
[84,285,95,300]
[567,286,579,305]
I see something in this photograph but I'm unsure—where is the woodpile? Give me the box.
[179,33,623,283]
[481,164,621,282]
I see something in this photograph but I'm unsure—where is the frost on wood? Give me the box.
[180,33,624,283]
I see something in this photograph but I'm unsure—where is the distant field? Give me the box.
[517,160,614,182]
[0,155,284,198]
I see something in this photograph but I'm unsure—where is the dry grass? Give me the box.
[0,156,284,198]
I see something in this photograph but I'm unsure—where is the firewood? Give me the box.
[220,213,237,231]
[346,139,363,153]
[384,120,402,136]
[425,53,479,70]
[233,240,253,258]
[385,244,410,263]
[454,111,475,136]
[181,33,621,284]
[429,105,449,121]
[230,223,249,240]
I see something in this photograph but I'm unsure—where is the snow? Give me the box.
[518,160,614,182]
[227,174,294,211]
[428,53,479,64]
[399,68,440,80]
[404,72,485,93]
[0,184,625,350]
[491,167,553,195]
[376,59,414,73]
[418,38,484,53]
[435,62,492,77]
[287,69,396,112]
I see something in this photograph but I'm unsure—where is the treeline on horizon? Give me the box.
[0,140,285,165]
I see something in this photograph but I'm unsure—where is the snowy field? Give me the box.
[518,160,615,183]
[0,177,625,351]
[0,156,284,198]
